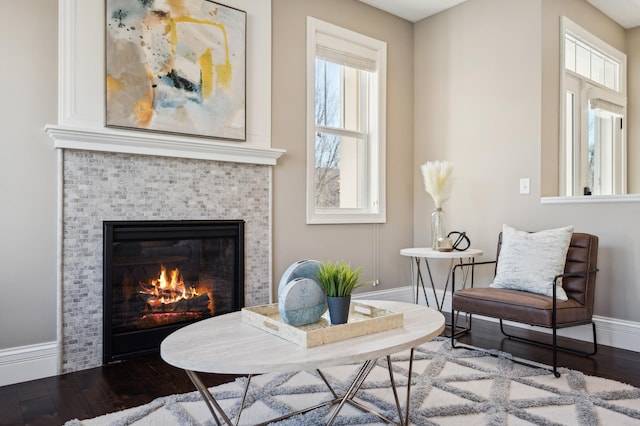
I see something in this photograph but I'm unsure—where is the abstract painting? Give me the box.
[106,0,246,140]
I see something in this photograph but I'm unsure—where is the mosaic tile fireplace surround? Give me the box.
[61,150,272,373]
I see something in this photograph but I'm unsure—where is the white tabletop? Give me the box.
[161,300,444,375]
[400,247,483,259]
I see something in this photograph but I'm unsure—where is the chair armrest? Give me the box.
[553,268,599,285]
[451,260,497,294]
[552,268,599,309]
[452,259,496,273]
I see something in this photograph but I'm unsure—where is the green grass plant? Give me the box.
[316,261,372,297]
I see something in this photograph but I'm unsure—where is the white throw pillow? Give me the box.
[490,224,573,300]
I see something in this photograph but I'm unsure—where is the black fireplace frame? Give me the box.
[103,220,244,364]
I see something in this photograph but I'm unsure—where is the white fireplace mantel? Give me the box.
[51,0,283,166]
[45,125,285,165]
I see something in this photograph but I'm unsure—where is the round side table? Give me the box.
[400,248,483,311]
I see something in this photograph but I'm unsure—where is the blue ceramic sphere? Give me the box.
[278,277,326,326]
[278,260,322,298]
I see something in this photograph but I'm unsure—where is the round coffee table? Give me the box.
[161,300,444,425]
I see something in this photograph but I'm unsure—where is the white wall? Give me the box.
[0,1,58,385]
[0,2,58,350]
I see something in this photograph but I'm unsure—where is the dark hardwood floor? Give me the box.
[0,356,239,426]
[453,315,640,388]
[2,316,639,426]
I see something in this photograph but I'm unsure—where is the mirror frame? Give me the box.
[557,16,628,199]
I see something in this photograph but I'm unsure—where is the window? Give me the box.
[565,34,619,91]
[560,17,627,196]
[306,17,386,224]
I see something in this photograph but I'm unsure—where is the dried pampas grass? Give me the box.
[420,161,454,208]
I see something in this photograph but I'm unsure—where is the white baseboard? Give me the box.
[357,286,640,353]
[0,341,58,386]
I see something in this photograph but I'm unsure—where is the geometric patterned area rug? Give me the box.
[65,338,640,425]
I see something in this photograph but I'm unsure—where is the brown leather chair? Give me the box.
[451,232,599,377]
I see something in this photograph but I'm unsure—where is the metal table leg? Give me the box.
[186,369,232,426]
[186,347,418,426]
[413,255,476,337]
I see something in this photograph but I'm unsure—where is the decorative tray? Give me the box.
[241,302,403,347]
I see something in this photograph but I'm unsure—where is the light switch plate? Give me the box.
[519,178,530,194]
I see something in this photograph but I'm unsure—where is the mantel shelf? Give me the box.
[45,125,285,166]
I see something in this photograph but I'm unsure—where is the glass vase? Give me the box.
[431,207,446,250]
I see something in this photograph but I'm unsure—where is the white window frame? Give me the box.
[559,16,627,196]
[306,17,386,224]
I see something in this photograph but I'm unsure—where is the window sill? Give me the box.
[541,195,640,204]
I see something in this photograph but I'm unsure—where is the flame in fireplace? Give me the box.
[154,265,186,301]
[142,265,187,304]
[139,265,208,313]
[132,264,213,329]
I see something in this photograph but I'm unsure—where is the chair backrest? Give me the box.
[496,232,599,312]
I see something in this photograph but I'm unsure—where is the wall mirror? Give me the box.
[559,17,628,197]
[547,8,640,201]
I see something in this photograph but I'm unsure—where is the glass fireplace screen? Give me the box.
[103,220,244,363]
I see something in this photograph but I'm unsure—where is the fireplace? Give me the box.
[103,220,244,364]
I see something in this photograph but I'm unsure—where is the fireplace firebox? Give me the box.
[103,220,244,364]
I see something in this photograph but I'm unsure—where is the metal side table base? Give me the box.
[401,247,483,338]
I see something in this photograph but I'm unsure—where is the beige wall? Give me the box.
[414,0,640,322]
[271,0,415,296]
[4,0,640,363]
[413,0,543,277]
[0,1,58,350]
[541,0,626,196]
[628,27,640,193]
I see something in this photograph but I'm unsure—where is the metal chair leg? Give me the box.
[450,309,471,349]
[451,313,597,379]
[499,319,598,378]
[498,320,598,357]
[451,308,457,349]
